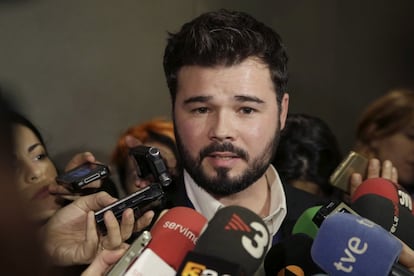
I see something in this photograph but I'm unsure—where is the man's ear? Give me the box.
[279,93,289,130]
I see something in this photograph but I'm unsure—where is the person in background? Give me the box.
[353,88,414,197]
[111,118,178,196]
[10,110,118,225]
[0,94,52,275]
[272,113,343,199]
[0,93,150,275]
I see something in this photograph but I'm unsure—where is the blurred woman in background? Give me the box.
[11,111,118,225]
[354,88,414,196]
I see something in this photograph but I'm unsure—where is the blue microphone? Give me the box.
[311,212,411,276]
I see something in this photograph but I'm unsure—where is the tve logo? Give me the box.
[332,218,371,273]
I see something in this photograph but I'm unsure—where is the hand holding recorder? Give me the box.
[94,141,172,234]
[41,191,153,266]
[51,152,110,198]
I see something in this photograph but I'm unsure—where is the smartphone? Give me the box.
[129,145,172,187]
[95,183,165,234]
[56,162,110,191]
[329,151,368,193]
[106,230,152,276]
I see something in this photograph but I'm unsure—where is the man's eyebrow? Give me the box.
[183,96,212,104]
[28,143,41,153]
[234,95,264,104]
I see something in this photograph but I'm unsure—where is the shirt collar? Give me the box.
[184,165,287,237]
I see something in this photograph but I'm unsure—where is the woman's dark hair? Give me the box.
[9,110,46,149]
[354,88,414,158]
[272,113,342,196]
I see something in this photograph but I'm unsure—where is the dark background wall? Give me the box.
[1,0,413,169]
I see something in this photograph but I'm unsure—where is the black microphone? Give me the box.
[264,233,325,275]
[177,205,270,276]
[351,178,414,249]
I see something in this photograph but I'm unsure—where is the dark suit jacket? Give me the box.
[165,173,328,243]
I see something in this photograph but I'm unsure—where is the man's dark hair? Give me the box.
[163,9,288,105]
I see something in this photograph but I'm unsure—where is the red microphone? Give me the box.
[145,206,207,270]
[352,177,412,214]
[109,206,207,275]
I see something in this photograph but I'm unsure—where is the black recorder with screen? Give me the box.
[95,183,165,234]
[95,145,172,234]
[312,200,358,227]
[129,145,172,187]
[56,162,110,191]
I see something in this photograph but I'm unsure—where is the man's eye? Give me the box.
[240,107,256,114]
[192,107,209,114]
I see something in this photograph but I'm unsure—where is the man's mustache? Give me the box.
[199,142,248,161]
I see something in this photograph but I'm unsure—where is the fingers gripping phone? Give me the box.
[56,162,110,191]
[329,151,369,193]
[94,183,165,234]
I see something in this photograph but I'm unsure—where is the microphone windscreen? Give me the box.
[147,206,207,270]
[311,212,402,276]
[264,233,325,275]
[352,194,414,249]
[194,205,270,275]
[352,193,396,230]
[351,177,414,249]
[352,178,398,202]
[352,177,413,214]
[176,251,244,276]
[292,206,322,239]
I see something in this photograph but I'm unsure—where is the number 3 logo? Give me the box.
[241,221,269,259]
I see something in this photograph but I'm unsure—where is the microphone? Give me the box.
[291,205,322,239]
[264,233,326,275]
[351,178,414,249]
[145,206,207,270]
[352,177,413,214]
[292,201,357,239]
[177,251,244,276]
[124,248,176,276]
[177,205,270,276]
[107,206,207,275]
[311,212,413,276]
[106,230,152,275]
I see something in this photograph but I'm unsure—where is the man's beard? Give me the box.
[174,123,281,196]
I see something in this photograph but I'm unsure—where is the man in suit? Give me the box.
[162,9,291,246]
